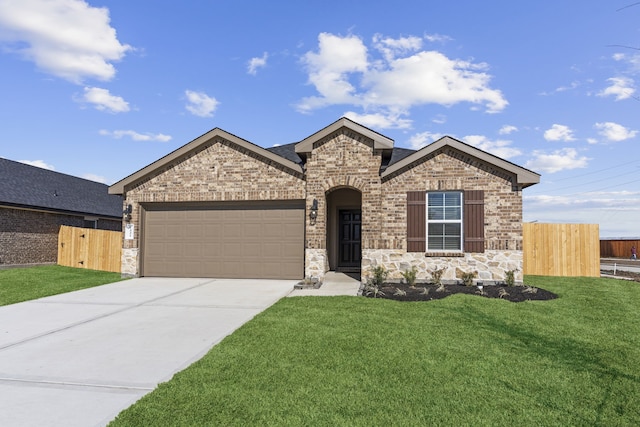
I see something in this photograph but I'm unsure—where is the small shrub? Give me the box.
[505,269,518,287]
[364,265,389,298]
[431,268,445,286]
[369,265,389,288]
[363,285,385,298]
[393,287,407,296]
[460,271,477,287]
[401,266,418,287]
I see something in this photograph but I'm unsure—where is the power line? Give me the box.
[549,159,640,183]
[541,168,640,193]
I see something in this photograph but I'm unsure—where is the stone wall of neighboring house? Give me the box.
[372,147,525,284]
[121,136,306,276]
[0,208,83,265]
[303,129,384,280]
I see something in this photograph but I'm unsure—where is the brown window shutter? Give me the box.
[407,191,426,252]
[464,190,485,253]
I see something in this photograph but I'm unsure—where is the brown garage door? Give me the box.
[141,202,304,279]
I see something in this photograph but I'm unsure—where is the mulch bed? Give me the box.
[362,283,558,303]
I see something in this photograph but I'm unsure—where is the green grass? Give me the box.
[0,265,125,306]
[111,276,640,426]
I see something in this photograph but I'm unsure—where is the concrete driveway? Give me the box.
[0,277,297,427]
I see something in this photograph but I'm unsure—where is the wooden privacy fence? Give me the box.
[600,239,640,258]
[58,225,122,273]
[523,223,600,277]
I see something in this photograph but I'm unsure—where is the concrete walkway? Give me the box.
[0,278,297,427]
[288,271,362,296]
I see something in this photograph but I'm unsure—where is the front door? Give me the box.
[338,209,361,271]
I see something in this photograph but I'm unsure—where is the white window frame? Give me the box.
[426,191,463,252]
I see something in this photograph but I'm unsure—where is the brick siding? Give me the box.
[0,207,121,265]
[121,136,306,275]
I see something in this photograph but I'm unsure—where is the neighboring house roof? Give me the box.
[381,136,540,187]
[0,157,122,218]
[109,128,304,195]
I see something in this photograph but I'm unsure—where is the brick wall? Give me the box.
[381,147,522,249]
[0,208,82,265]
[369,146,524,282]
[303,129,383,279]
[122,137,306,275]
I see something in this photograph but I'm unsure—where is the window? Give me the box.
[406,190,484,253]
[84,217,98,229]
[427,192,462,251]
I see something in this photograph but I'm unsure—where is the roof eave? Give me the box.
[380,136,541,187]
[109,128,304,195]
[295,117,394,153]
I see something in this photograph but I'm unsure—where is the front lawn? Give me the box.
[0,265,125,306]
[111,276,640,426]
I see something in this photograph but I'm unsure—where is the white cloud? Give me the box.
[462,135,522,159]
[498,125,518,135]
[247,52,268,75]
[344,111,412,130]
[544,124,575,142]
[424,33,453,43]
[297,33,507,125]
[81,87,129,113]
[598,76,635,100]
[298,33,368,111]
[362,50,507,113]
[99,129,171,142]
[432,114,446,124]
[525,148,590,173]
[184,90,219,117]
[81,173,106,183]
[594,122,638,142]
[19,159,55,170]
[408,131,445,150]
[0,0,131,83]
[372,33,422,62]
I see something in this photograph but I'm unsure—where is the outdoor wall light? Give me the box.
[123,204,132,222]
[310,199,318,221]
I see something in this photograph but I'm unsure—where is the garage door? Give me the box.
[141,202,304,279]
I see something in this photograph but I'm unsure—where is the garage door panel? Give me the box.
[143,204,303,279]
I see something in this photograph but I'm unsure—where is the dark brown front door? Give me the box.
[338,209,361,271]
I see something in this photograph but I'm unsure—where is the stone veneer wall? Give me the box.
[302,129,384,281]
[371,146,525,283]
[363,249,523,284]
[121,137,306,277]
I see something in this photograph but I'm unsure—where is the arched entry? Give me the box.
[326,187,362,272]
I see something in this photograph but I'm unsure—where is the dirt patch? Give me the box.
[362,283,557,303]
[601,270,640,282]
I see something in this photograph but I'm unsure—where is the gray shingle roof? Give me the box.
[0,157,122,218]
[265,142,303,165]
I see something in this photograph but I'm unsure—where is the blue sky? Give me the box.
[1,0,639,238]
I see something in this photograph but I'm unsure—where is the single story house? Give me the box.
[108,118,540,283]
[0,157,123,267]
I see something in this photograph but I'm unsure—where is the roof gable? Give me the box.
[295,117,394,153]
[109,128,304,195]
[0,158,122,217]
[381,136,540,187]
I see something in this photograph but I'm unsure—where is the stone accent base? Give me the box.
[121,248,139,277]
[305,248,328,282]
[362,249,523,284]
